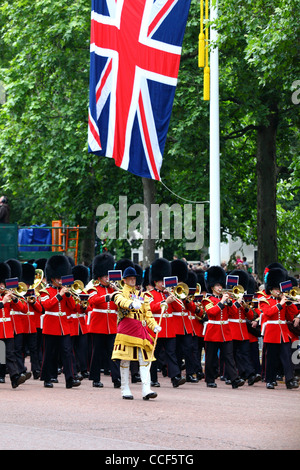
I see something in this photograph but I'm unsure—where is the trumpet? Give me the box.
[108,279,125,291]
[222,284,245,300]
[188,283,202,301]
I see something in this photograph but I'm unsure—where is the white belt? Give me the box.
[203,319,229,335]
[262,320,286,336]
[0,317,11,322]
[229,319,246,323]
[69,313,85,319]
[152,313,172,318]
[10,311,26,316]
[93,309,117,314]
[173,312,188,317]
[44,311,67,317]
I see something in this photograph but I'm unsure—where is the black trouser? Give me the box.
[175,333,195,375]
[225,339,255,380]
[40,334,74,383]
[151,337,181,382]
[205,341,239,384]
[249,341,261,375]
[0,337,20,379]
[89,333,120,383]
[265,341,294,384]
[14,332,40,374]
[71,332,89,374]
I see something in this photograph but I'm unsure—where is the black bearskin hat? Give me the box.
[205,265,226,293]
[247,275,258,295]
[150,258,171,284]
[171,259,188,283]
[72,265,90,286]
[21,263,35,286]
[134,264,143,286]
[187,270,197,289]
[92,253,115,279]
[6,258,22,279]
[36,258,47,271]
[114,258,134,275]
[195,269,207,292]
[229,269,249,291]
[264,262,287,277]
[142,266,151,289]
[45,255,72,282]
[0,262,11,284]
[265,268,287,295]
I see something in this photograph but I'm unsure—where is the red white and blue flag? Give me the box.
[88,0,191,180]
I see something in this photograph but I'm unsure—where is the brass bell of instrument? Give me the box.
[174,282,189,300]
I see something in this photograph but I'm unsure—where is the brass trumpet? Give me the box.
[222,284,245,299]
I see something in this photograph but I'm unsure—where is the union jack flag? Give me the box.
[88,0,191,180]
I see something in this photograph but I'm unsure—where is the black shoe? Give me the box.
[0,377,5,384]
[50,377,58,383]
[44,381,54,388]
[186,374,198,383]
[286,380,299,389]
[143,392,157,400]
[232,378,245,389]
[11,374,26,389]
[21,371,32,381]
[81,371,89,379]
[225,379,232,385]
[206,382,217,388]
[113,378,121,388]
[266,382,275,389]
[247,374,257,386]
[33,370,40,380]
[151,381,160,387]
[66,378,81,389]
[131,373,141,383]
[93,381,103,388]
[122,394,134,400]
[197,372,205,380]
[171,376,186,388]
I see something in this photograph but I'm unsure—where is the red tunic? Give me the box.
[23,298,43,334]
[203,295,232,342]
[40,286,76,336]
[260,297,298,343]
[68,303,88,336]
[147,288,176,338]
[228,301,255,341]
[171,297,193,335]
[0,296,27,339]
[87,284,118,334]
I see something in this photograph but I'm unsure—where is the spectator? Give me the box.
[0,196,10,223]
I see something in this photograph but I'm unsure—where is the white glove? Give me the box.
[154,325,162,334]
[132,299,142,310]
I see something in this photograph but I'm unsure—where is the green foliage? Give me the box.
[0,0,299,268]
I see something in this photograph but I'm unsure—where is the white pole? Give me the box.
[209,0,220,266]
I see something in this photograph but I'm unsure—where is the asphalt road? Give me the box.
[0,365,299,452]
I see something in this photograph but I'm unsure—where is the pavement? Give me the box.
[0,364,299,452]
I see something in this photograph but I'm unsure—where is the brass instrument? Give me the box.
[174,282,189,300]
[11,282,28,298]
[109,279,125,291]
[188,283,202,301]
[222,284,245,300]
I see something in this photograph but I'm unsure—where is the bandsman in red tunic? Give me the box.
[226,269,259,386]
[260,268,299,390]
[40,255,81,389]
[68,264,90,380]
[147,258,186,388]
[21,262,43,380]
[202,266,244,389]
[86,253,121,388]
[171,259,198,383]
[0,262,27,388]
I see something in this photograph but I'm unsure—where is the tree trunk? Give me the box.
[142,177,156,269]
[80,215,96,266]
[256,106,278,279]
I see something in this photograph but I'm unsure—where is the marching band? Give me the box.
[0,255,299,396]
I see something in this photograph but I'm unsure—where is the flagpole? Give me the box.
[209,0,220,266]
